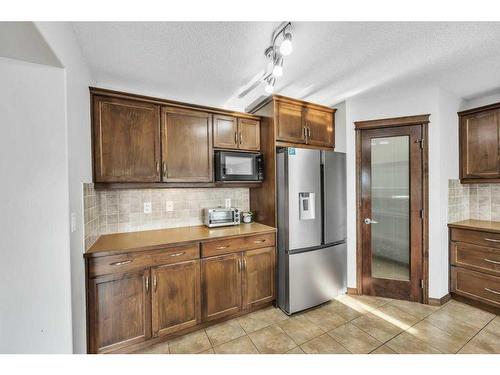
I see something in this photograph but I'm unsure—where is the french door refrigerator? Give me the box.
[277,147,347,314]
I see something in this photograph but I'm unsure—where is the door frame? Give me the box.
[354,114,430,304]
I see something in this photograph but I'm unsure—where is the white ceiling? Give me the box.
[72,22,500,111]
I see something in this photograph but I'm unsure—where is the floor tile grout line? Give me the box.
[453,314,496,354]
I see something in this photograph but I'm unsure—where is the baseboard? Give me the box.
[428,293,451,306]
[347,287,359,295]
[451,293,500,315]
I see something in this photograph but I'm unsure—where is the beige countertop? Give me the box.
[85,222,276,258]
[448,219,500,234]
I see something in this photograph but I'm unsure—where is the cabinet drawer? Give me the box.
[150,245,199,266]
[450,228,500,249]
[201,233,275,257]
[451,242,500,276]
[88,252,151,278]
[201,237,246,257]
[451,267,500,307]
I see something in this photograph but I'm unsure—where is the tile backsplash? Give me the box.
[448,179,500,222]
[83,184,249,250]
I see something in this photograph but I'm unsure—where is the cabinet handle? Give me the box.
[484,238,500,243]
[483,258,500,265]
[239,132,243,144]
[238,259,242,272]
[303,126,307,140]
[156,161,160,174]
[109,260,132,266]
[169,252,185,257]
[162,162,167,177]
[216,245,230,250]
[145,276,149,293]
[243,258,247,270]
[307,127,311,138]
[235,132,238,144]
[153,275,157,292]
[484,287,500,295]
[253,239,266,244]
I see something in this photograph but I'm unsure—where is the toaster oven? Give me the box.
[203,207,241,228]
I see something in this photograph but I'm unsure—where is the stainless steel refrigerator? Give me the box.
[277,147,347,314]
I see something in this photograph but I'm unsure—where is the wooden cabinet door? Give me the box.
[201,253,242,321]
[276,101,305,144]
[242,247,275,309]
[213,114,238,149]
[461,110,500,179]
[304,107,334,147]
[238,118,260,151]
[88,269,151,353]
[161,107,213,182]
[151,260,200,337]
[92,96,161,182]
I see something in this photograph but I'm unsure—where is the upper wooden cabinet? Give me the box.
[459,103,500,183]
[92,96,161,182]
[161,107,213,182]
[274,96,336,148]
[90,88,261,186]
[213,115,260,151]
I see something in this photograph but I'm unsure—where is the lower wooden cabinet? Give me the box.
[152,260,200,337]
[201,253,242,321]
[242,247,275,309]
[88,269,151,354]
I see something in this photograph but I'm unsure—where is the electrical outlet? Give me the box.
[143,202,152,214]
[70,212,76,233]
[225,198,231,208]
[166,201,174,212]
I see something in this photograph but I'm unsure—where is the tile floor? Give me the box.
[134,295,500,354]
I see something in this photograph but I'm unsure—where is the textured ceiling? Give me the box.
[72,22,500,110]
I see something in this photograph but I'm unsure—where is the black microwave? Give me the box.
[215,151,264,182]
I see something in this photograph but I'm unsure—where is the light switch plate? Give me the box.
[143,202,152,214]
[166,201,174,212]
[225,198,231,208]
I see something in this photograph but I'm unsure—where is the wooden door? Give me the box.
[276,101,305,144]
[242,247,275,309]
[460,110,500,179]
[238,118,260,151]
[304,107,334,147]
[88,269,151,353]
[201,253,242,321]
[151,260,200,337]
[359,125,424,302]
[92,96,161,182]
[161,107,213,182]
[213,114,238,149]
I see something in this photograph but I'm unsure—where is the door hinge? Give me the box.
[420,279,424,289]
[419,208,424,219]
[415,138,424,149]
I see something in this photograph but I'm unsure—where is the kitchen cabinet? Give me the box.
[92,95,161,182]
[459,105,500,183]
[88,269,151,353]
[304,107,334,147]
[242,247,275,309]
[213,115,260,151]
[201,253,242,321]
[276,100,305,144]
[161,106,213,182]
[152,260,200,337]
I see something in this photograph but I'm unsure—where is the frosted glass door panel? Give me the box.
[370,136,410,281]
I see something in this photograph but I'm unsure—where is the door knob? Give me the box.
[364,218,378,224]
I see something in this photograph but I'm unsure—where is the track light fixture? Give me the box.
[262,22,293,94]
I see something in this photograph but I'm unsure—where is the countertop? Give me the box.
[85,222,276,258]
[448,219,500,234]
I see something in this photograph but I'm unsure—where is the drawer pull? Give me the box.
[169,252,185,257]
[483,258,500,265]
[484,238,500,243]
[484,287,500,295]
[253,239,266,243]
[109,260,132,266]
[216,245,230,250]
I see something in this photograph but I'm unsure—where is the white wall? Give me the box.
[0,57,72,353]
[344,82,461,299]
[35,22,94,354]
[461,91,500,110]
[333,101,346,153]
